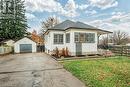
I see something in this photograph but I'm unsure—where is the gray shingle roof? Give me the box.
[49,20,97,30]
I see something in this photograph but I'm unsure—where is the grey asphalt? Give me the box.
[0,53,86,87]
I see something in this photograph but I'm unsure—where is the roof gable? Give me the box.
[15,37,36,44]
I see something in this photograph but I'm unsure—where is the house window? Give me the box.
[54,34,64,44]
[80,33,86,42]
[66,33,70,43]
[74,33,85,43]
[75,33,79,42]
[85,33,95,43]
[74,33,95,43]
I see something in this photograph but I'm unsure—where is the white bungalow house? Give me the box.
[44,20,112,56]
[0,39,15,55]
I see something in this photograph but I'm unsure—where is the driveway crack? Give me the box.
[0,67,63,74]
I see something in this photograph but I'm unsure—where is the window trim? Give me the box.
[66,33,70,43]
[74,33,80,43]
[53,34,64,44]
[86,33,95,43]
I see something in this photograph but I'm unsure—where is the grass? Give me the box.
[63,56,130,87]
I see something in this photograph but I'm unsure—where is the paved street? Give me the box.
[0,53,86,87]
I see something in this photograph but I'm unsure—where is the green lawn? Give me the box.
[63,56,130,87]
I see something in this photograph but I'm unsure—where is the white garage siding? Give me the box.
[14,37,37,53]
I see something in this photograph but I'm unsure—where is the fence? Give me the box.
[0,46,13,55]
[109,45,130,56]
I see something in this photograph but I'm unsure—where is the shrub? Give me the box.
[51,47,60,58]
[65,47,69,57]
[55,47,59,57]
[62,48,65,56]
[52,47,71,58]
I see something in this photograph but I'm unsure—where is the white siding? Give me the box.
[45,31,65,53]
[0,46,13,55]
[66,30,75,55]
[14,37,36,53]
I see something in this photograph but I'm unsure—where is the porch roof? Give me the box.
[96,29,113,35]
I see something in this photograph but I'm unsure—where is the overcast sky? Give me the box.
[24,0,130,34]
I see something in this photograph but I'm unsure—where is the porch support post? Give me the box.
[107,33,109,50]
[97,34,101,45]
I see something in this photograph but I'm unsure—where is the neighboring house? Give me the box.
[0,39,14,55]
[44,20,112,56]
[31,30,44,45]
[14,37,37,53]
[0,39,15,47]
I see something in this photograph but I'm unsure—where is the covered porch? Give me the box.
[97,29,113,46]
[96,29,113,56]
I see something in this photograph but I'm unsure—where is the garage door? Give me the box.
[20,44,32,53]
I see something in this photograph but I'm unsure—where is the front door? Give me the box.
[76,43,82,56]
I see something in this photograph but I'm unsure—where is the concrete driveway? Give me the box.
[0,53,86,87]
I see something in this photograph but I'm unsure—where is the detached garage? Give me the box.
[14,37,36,53]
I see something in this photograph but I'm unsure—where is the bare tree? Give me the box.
[110,30,129,45]
[41,16,60,33]
[99,30,129,49]
[99,36,110,49]
[100,36,108,46]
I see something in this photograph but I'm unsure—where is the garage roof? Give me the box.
[14,37,36,43]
